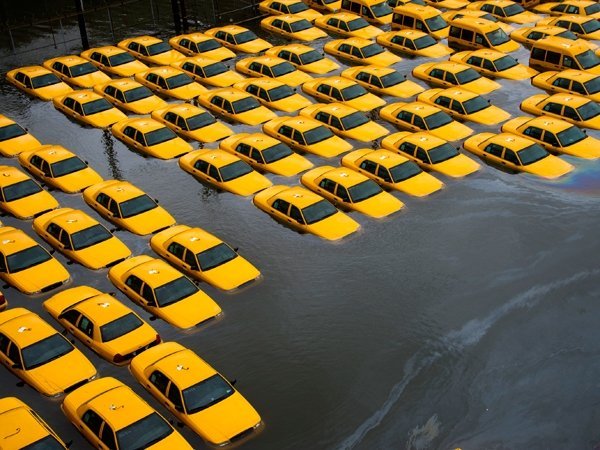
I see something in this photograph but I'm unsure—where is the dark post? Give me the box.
[74,0,89,49]
[179,0,188,33]
[171,0,182,35]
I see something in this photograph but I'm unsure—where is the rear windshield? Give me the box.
[348,18,370,31]
[302,199,337,224]
[71,224,112,250]
[300,50,323,64]
[348,179,382,202]
[361,43,384,57]
[124,86,153,102]
[3,179,42,202]
[154,276,198,307]
[144,127,177,146]
[69,62,97,77]
[116,413,173,450]
[82,98,113,115]
[390,160,421,182]
[146,41,171,55]
[6,245,51,273]
[428,143,459,163]
[341,84,367,100]
[182,374,235,414]
[100,312,143,342]
[341,111,369,130]
[304,125,334,144]
[197,242,237,271]
[31,73,61,88]
[187,112,216,130]
[425,111,452,129]
[414,35,436,49]
[22,333,73,370]
[108,52,136,66]
[262,143,293,163]
[268,85,294,101]
[0,123,27,142]
[166,73,193,89]
[518,144,548,165]
[577,102,600,121]
[219,160,253,181]
[557,126,586,147]
[456,68,481,84]
[576,49,600,70]
[119,194,157,218]
[234,30,258,44]
[486,29,509,46]
[22,435,66,450]
[463,96,489,114]
[51,156,87,177]
[291,19,313,32]
[204,62,228,77]
[425,15,447,32]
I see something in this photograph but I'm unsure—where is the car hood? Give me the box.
[345,93,386,111]
[501,63,538,80]
[112,60,148,77]
[493,39,520,53]
[160,290,222,328]
[53,167,103,193]
[188,122,232,143]
[75,237,131,269]
[147,51,185,66]
[207,71,245,88]
[365,51,401,67]
[295,27,328,41]
[265,153,314,176]
[524,154,573,179]
[433,153,480,177]
[149,139,192,159]
[307,135,353,157]
[395,171,444,197]
[169,83,207,100]
[9,258,69,294]
[561,136,600,159]
[123,206,175,235]
[468,105,511,125]
[430,121,473,141]
[302,59,339,74]
[236,107,277,125]
[381,79,425,98]
[128,96,168,115]
[346,122,389,141]
[27,348,95,396]
[418,43,453,58]
[36,83,73,101]
[223,171,272,196]
[202,255,261,291]
[5,190,57,219]
[71,71,110,88]
[0,133,42,157]
[276,71,313,87]
[463,77,501,94]
[102,323,157,357]
[270,93,312,112]
[308,210,360,240]
[87,108,127,128]
[237,39,272,54]
[351,191,403,218]
[202,47,236,61]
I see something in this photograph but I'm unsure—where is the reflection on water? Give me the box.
[101,129,122,180]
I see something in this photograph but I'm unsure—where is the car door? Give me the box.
[182,249,200,273]
[148,370,174,410]
[0,333,23,372]
[358,159,378,178]
[481,141,504,164]
[124,275,150,308]
[502,148,521,169]
[271,198,291,221]
[43,222,65,249]
[317,177,338,201]
[27,154,45,178]
[80,409,105,448]
[166,241,187,266]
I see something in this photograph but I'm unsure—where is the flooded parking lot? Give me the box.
[1,1,600,449]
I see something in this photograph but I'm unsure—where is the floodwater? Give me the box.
[1,3,600,449]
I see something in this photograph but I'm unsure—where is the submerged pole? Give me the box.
[171,0,182,35]
[74,0,89,49]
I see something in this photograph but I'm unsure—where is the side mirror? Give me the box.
[229,378,237,386]
[65,441,73,448]
[154,198,159,204]
[233,247,239,252]
[11,362,21,370]
[175,405,184,413]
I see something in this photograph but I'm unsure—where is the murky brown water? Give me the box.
[1,2,600,449]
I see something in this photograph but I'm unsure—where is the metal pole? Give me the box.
[74,0,89,49]
[106,4,115,41]
[149,0,156,24]
[179,0,188,32]
[171,0,182,35]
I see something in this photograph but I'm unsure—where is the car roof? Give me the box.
[487,132,533,150]
[446,9,489,18]
[434,87,480,101]
[104,79,144,91]
[318,76,356,88]
[152,348,217,390]
[389,29,429,38]
[462,48,506,60]
[312,102,360,117]
[319,167,367,187]
[97,181,145,202]
[73,295,132,324]
[393,4,442,18]
[271,14,308,23]
[0,400,51,447]
[268,0,305,5]
[402,131,447,148]
[361,149,410,168]
[87,385,154,430]
[0,227,39,254]
[425,61,472,73]
[127,258,182,287]
[0,308,56,348]
[181,55,223,68]
[523,25,572,35]
[89,46,128,56]
[553,69,597,82]
[11,65,53,77]
[546,93,590,106]
[43,208,100,233]
[63,90,105,104]
[450,17,501,31]
[160,103,208,118]
[170,227,224,253]
[524,115,573,132]
[280,116,323,131]
[207,87,251,101]
[0,165,31,186]
[176,32,213,43]
[126,35,162,45]
[234,133,280,150]
[533,36,591,52]
[240,77,286,89]
[399,101,444,116]
[336,36,373,47]
[210,25,252,34]
[274,185,323,208]
[271,43,314,54]
[29,145,75,163]
[549,14,592,24]
[323,12,362,21]
[196,149,242,168]
[46,55,89,67]
[477,0,516,7]
[145,66,184,77]
[354,65,395,76]
[244,55,290,67]
[123,118,166,132]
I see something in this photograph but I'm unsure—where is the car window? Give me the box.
[319,178,337,193]
[434,95,451,109]
[61,309,81,325]
[150,370,170,394]
[416,147,429,163]
[142,284,155,304]
[100,423,117,450]
[59,230,72,250]
[543,130,559,147]
[184,249,198,269]
[272,198,290,214]
[289,205,304,223]
[167,242,186,259]
[8,342,21,366]
[194,159,210,173]
[523,126,543,140]
[209,165,221,180]
[167,383,184,410]
[336,185,350,202]
[543,102,563,115]
[125,275,143,293]
[484,142,503,157]
[82,410,103,436]
[359,160,377,174]
[77,315,94,338]
[0,333,9,354]
[377,165,392,182]
[552,77,571,89]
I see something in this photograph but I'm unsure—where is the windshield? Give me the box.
[31,73,60,88]
[22,435,65,450]
[428,143,459,163]
[0,123,27,142]
[576,49,600,70]
[463,96,489,114]
[166,73,192,88]
[348,179,382,202]
[234,30,258,44]
[124,86,153,102]
[557,126,586,147]
[155,276,198,307]
[268,85,294,101]
[585,3,600,14]
[187,112,216,130]
[117,413,173,450]
[6,246,51,273]
[341,84,367,100]
[577,102,600,120]
[291,19,313,32]
[271,62,295,77]
[348,18,370,31]
[50,156,87,177]
[198,39,222,52]
[204,62,228,77]
[69,62,97,77]
[71,224,112,250]
[582,20,600,33]
[3,179,42,202]
[503,3,524,16]
[414,35,437,49]
[494,55,518,71]
[389,160,421,182]
[302,199,337,224]
[304,125,334,144]
[556,30,578,40]
[380,71,404,88]
[425,111,452,129]
[183,374,235,414]
[518,144,548,165]
[456,68,481,84]
[82,98,113,115]
[289,1,309,12]
[119,194,157,218]
[425,15,447,32]
[486,29,510,46]
[144,127,177,146]
[146,41,171,56]
[219,160,253,181]
[22,334,73,370]
[341,111,369,130]
[108,52,136,66]
[197,242,237,271]
[361,43,385,57]
[584,77,600,94]
[262,143,293,163]
[300,50,323,64]
[371,2,392,16]
[232,96,261,113]
[100,312,143,342]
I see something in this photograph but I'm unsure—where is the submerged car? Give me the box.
[197,88,277,126]
[302,76,386,111]
[233,77,312,113]
[205,25,273,53]
[172,56,245,88]
[510,25,595,48]
[534,1,600,18]
[341,65,424,98]
[259,0,323,20]
[266,44,340,74]
[93,78,168,115]
[412,61,501,94]
[376,30,453,57]
[80,45,149,77]
[151,103,233,143]
[117,35,185,65]
[134,66,207,100]
[531,69,600,103]
[324,37,401,66]
[520,93,600,130]
[235,56,313,87]
[6,65,73,101]
[449,49,538,80]
[43,55,111,88]
[536,15,600,41]
[52,91,127,128]
[0,114,42,157]
[261,15,328,41]
[0,165,58,219]
[314,12,384,39]
[169,32,237,60]
[466,0,541,24]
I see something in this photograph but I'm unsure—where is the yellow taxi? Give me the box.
[263,116,353,157]
[108,255,222,329]
[233,78,311,113]
[412,61,501,94]
[235,56,313,87]
[424,0,469,9]
[253,185,360,240]
[305,0,342,13]
[33,208,132,270]
[520,93,600,130]
[536,16,600,41]
[150,225,261,291]
[18,145,103,193]
[341,148,444,196]
[382,131,481,177]
[205,25,273,53]
[220,132,314,176]
[172,56,245,87]
[314,12,384,38]
[169,32,237,60]
[44,286,160,365]
[376,30,454,57]
[0,228,69,295]
[261,15,328,41]
[302,76,386,111]
[0,114,42,157]
[52,91,127,128]
[463,132,574,178]
[6,65,73,101]
[197,88,277,125]
[391,5,450,40]
[266,44,340,74]
[466,0,540,24]
[379,101,474,141]
[501,115,600,159]
[324,37,402,66]
[134,66,207,100]
[299,102,389,141]
[301,165,403,218]
[0,307,96,396]
[534,1,600,18]
[442,9,513,33]
[111,118,193,159]
[341,65,424,98]
[80,45,149,77]
[417,87,511,125]
[62,377,193,449]
[259,0,323,20]
[130,341,262,447]
[151,103,233,143]
[117,35,185,65]
[179,149,272,196]
[83,180,176,235]
[449,49,538,80]
[447,17,520,53]
[94,79,167,115]
[0,166,58,219]
[531,69,600,103]
[510,25,596,48]
[43,55,110,88]
[341,0,394,24]
[0,397,70,449]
